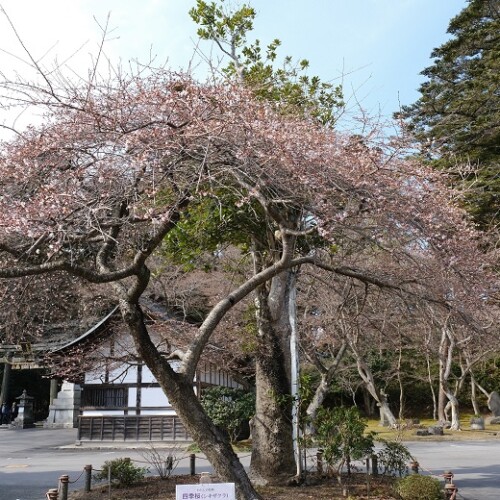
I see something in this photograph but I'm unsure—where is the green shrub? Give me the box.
[94,457,147,487]
[201,387,255,442]
[395,474,442,500]
[377,439,414,477]
[314,406,374,476]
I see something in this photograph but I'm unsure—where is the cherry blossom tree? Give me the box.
[295,229,499,423]
[0,23,496,497]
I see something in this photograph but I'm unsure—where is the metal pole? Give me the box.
[190,454,196,475]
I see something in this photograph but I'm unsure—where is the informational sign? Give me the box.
[176,482,235,500]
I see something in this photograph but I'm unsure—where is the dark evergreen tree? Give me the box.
[400,0,500,227]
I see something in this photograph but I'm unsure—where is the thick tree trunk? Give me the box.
[121,300,261,500]
[251,355,295,484]
[250,270,296,485]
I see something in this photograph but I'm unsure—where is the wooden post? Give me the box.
[59,474,69,500]
[443,471,454,483]
[410,460,419,474]
[0,354,12,407]
[365,457,370,495]
[316,450,323,475]
[444,482,458,500]
[46,488,58,500]
[190,454,196,475]
[370,454,378,476]
[84,464,93,492]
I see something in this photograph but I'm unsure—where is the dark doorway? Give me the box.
[0,366,52,421]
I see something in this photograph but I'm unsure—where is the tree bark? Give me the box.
[425,351,438,421]
[250,270,296,485]
[437,386,447,423]
[470,378,481,416]
[355,357,397,428]
[438,327,461,430]
[120,299,262,500]
[306,373,329,423]
[306,341,347,424]
[378,396,397,428]
[361,387,376,417]
[444,393,461,430]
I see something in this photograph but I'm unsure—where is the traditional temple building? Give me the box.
[0,305,243,441]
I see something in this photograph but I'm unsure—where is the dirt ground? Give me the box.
[69,473,398,500]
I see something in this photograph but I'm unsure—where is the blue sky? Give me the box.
[0,0,467,129]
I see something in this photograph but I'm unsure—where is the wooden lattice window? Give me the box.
[82,386,128,408]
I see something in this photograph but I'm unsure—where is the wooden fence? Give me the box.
[77,415,190,441]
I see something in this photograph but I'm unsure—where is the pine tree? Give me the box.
[400,0,500,227]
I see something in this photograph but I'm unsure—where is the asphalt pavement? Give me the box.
[1,425,500,499]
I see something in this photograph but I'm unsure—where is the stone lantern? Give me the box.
[14,389,35,428]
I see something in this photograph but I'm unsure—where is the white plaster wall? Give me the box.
[84,371,103,384]
[140,386,170,408]
[128,387,137,406]
[141,365,156,383]
[84,363,138,384]
[108,364,137,383]
[141,361,180,383]
[82,410,125,416]
[141,409,177,415]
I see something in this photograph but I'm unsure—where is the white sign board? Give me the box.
[176,482,235,500]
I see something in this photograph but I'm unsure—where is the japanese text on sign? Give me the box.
[175,483,235,500]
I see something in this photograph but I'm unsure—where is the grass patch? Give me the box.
[365,413,500,442]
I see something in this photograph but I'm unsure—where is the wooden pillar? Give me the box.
[0,353,12,406]
[135,363,142,416]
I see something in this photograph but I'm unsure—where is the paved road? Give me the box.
[0,426,213,500]
[1,426,500,499]
[405,441,500,500]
